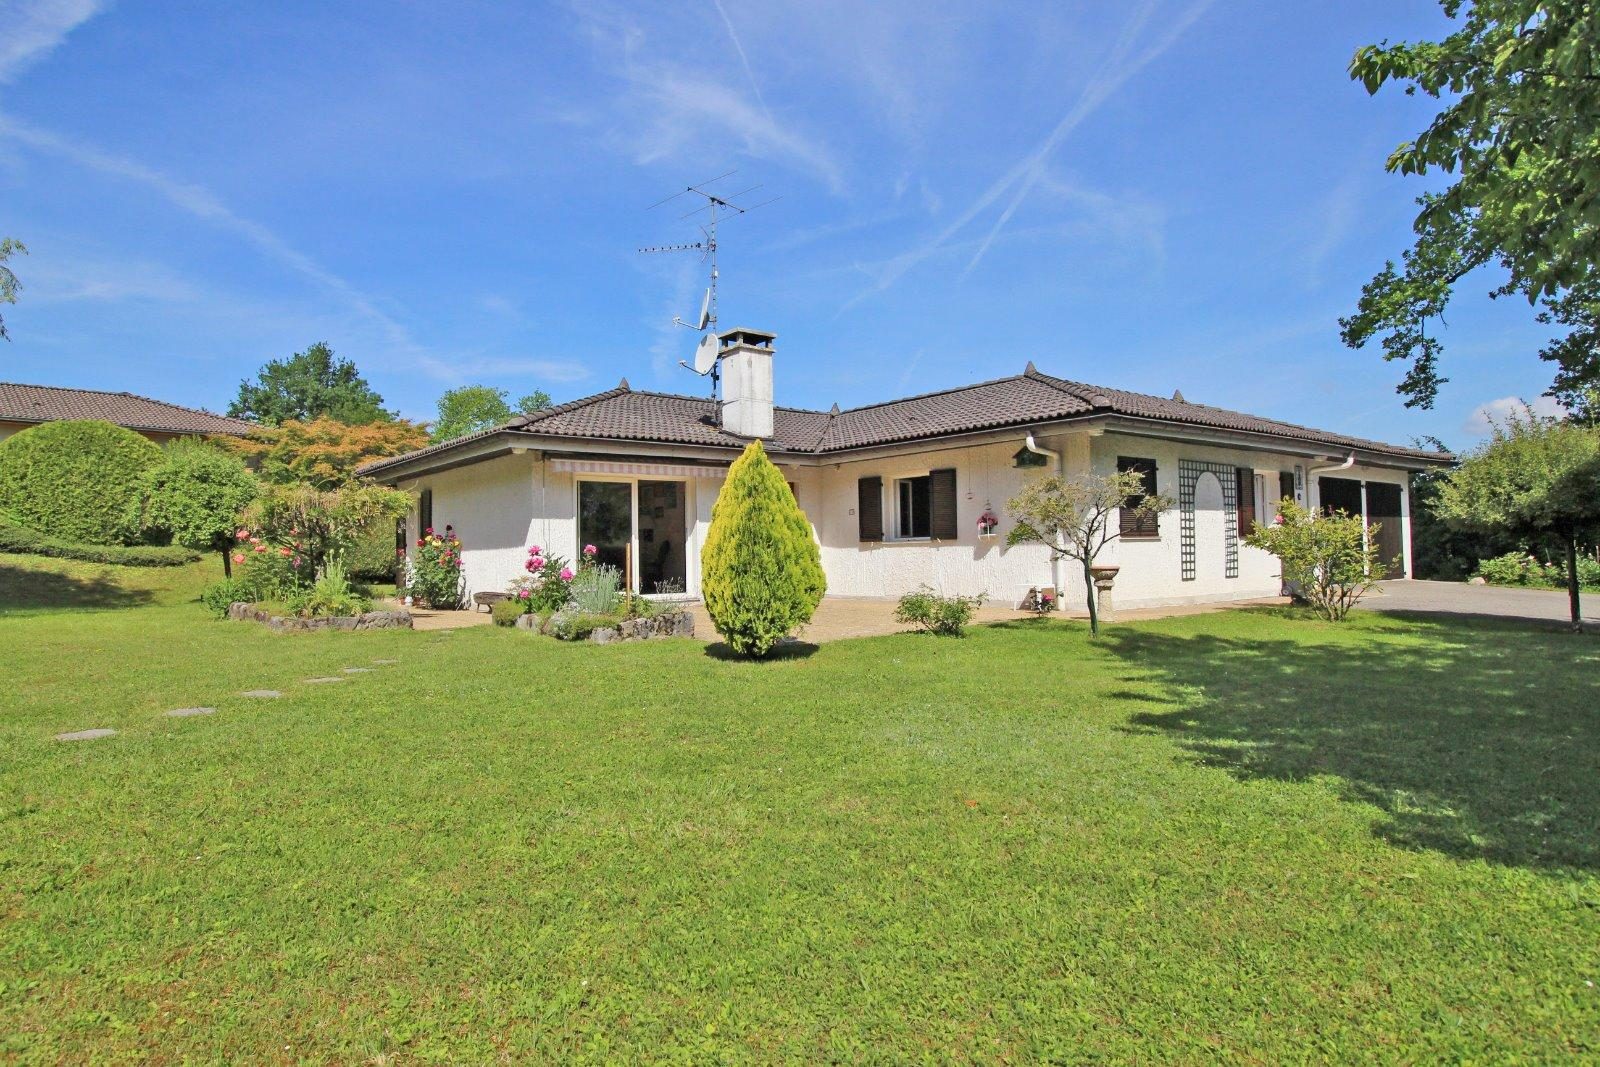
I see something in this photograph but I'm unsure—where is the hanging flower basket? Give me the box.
[976,509,1000,538]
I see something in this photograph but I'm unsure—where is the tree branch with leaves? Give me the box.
[1006,469,1171,636]
[0,238,25,342]
[1342,0,1600,418]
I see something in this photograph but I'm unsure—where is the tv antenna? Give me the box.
[638,171,779,398]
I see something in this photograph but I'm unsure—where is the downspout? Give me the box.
[1023,433,1064,601]
[1305,453,1356,514]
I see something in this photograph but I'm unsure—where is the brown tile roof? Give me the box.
[0,382,255,436]
[358,366,1445,476]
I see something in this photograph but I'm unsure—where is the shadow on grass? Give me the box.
[0,562,156,615]
[1098,613,1600,875]
[703,639,821,662]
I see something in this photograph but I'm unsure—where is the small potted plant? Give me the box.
[976,508,999,538]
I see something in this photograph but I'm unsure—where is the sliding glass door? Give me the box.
[576,479,689,593]
[578,481,632,585]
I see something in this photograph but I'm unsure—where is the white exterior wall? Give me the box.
[399,433,1413,610]
[811,432,1088,608]
[1090,432,1413,607]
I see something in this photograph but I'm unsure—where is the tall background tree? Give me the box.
[1340,1,1600,421]
[1436,411,1600,629]
[430,385,553,444]
[229,342,393,425]
[0,238,24,341]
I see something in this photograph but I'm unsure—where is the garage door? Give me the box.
[1365,482,1405,579]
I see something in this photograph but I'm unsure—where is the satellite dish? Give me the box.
[693,331,719,375]
[696,288,711,330]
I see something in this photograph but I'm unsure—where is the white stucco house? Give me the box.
[358,328,1447,611]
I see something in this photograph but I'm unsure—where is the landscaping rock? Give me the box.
[590,627,619,645]
[514,612,540,631]
[55,728,116,742]
[227,603,414,631]
[1468,576,1488,586]
[165,707,216,717]
[304,676,345,684]
[240,689,283,698]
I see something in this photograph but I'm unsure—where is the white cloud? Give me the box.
[572,4,845,194]
[0,0,102,85]
[844,0,1212,307]
[1463,395,1568,436]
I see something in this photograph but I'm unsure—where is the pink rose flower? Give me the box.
[253,544,266,553]
[560,567,574,581]
[583,544,597,556]
[529,545,542,556]
[232,553,245,564]
[236,528,250,539]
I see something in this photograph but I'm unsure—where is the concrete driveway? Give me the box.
[1359,580,1598,628]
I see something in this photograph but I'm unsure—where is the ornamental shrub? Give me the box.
[490,599,526,627]
[134,439,258,566]
[700,439,825,657]
[507,544,595,613]
[0,523,200,566]
[895,585,986,636]
[0,419,162,544]
[1245,500,1386,621]
[1475,551,1539,586]
[200,578,256,618]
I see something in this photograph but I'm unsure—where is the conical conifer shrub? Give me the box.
[701,439,825,657]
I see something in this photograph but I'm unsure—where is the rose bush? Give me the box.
[408,525,465,609]
[508,543,598,614]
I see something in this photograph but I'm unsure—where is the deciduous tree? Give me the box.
[1006,470,1171,636]
[229,342,393,425]
[0,237,24,342]
[134,439,259,575]
[1341,1,1600,412]
[1435,411,1600,629]
[224,416,428,490]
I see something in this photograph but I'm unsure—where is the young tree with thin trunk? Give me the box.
[1436,411,1600,631]
[1006,470,1171,636]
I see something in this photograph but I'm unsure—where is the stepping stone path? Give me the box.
[340,667,374,674]
[373,659,398,665]
[304,676,346,684]
[241,690,283,698]
[55,728,116,742]
[165,707,216,718]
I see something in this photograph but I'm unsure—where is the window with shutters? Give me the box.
[857,476,883,541]
[895,475,932,539]
[1117,457,1160,538]
[1236,467,1257,536]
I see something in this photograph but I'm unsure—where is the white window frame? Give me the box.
[891,471,933,541]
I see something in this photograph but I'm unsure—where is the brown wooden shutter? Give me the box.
[857,476,883,541]
[1236,468,1256,536]
[1117,457,1160,537]
[929,468,958,540]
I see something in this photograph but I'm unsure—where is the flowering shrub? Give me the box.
[240,481,410,578]
[231,525,311,600]
[895,586,986,636]
[508,543,598,614]
[408,525,465,609]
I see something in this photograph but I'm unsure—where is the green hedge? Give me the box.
[0,419,163,544]
[0,524,201,567]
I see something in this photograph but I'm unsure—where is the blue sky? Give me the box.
[0,0,1564,446]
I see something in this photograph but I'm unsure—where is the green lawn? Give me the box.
[2,555,1598,1060]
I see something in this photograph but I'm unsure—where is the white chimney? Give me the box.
[718,327,776,438]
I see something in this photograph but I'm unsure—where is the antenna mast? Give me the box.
[638,172,779,402]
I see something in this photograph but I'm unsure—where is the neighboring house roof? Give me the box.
[359,365,1448,478]
[0,382,254,437]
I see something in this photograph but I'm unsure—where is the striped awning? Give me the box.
[548,458,730,480]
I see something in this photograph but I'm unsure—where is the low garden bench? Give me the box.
[473,591,509,613]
